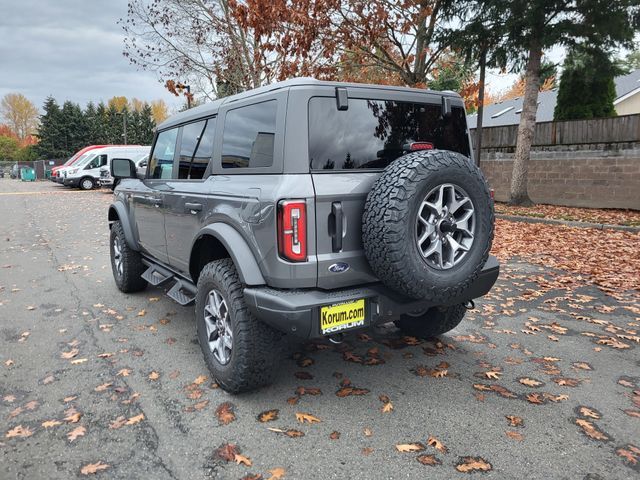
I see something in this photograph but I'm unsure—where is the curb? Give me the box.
[496,214,640,233]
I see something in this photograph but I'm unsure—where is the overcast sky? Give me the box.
[0,0,182,112]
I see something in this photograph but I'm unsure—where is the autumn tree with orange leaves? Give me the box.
[121,0,458,99]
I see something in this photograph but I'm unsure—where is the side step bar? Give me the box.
[141,263,173,286]
[141,259,197,306]
[167,279,197,306]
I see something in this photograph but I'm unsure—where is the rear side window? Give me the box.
[149,128,178,179]
[308,98,470,170]
[178,118,215,179]
[222,101,277,168]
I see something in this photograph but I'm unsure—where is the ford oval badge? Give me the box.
[328,262,350,273]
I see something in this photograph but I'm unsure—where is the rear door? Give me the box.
[309,92,471,290]
[163,117,217,273]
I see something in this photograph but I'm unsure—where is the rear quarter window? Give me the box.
[308,97,470,170]
[221,100,277,169]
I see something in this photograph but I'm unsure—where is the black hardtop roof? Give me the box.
[157,77,461,130]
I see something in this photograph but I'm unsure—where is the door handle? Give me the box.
[330,201,343,252]
[185,202,203,212]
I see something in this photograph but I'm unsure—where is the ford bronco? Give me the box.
[108,78,499,393]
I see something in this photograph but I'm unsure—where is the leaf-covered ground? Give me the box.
[1,180,638,479]
[495,202,640,227]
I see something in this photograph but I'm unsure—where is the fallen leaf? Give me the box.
[417,454,441,466]
[42,419,62,429]
[235,454,252,466]
[266,467,286,480]
[64,408,82,423]
[505,430,524,441]
[137,309,146,316]
[126,413,145,425]
[519,377,543,387]
[578,406,601,419]
[148,371,160,380]
[216,402,236,425]
[575,419,608,441]
[94,383,112,392]
[455,457,492,473]
[363,428,373,437]
[329,431,340,440]
[427,436,448,453]
[80,461,109,475]
[381,402,394,413]
[506,415,524,427]
[335,386,369,397]
[526,393,545,405]
[193,375,208,385]
[616,444,639,466]
[109,416,126,429]
[67,425,86,442]
[61,348,79,359]
[258,410,279,423]
[295,412,321,424]
[485,371,502,380]
[117,368,131,377]
[5,425,33,438]
[215,443,239,462]
[396,443,425,452]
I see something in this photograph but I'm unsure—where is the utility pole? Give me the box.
[474,46,487,168]
[176,83,192,109]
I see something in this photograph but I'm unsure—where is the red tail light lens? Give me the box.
[277,200,307,262]
[409,142,434,151]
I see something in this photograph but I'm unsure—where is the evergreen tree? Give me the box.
[554,47,618,121]
[93,102,110,145]
[138,105,156,144]
[36,96,65,159]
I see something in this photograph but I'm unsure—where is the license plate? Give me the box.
[320,299,366,335]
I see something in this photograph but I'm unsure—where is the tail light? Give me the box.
[405,142,434,151]
[277,200,307,262]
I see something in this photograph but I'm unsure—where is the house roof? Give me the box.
[467,69,640,128]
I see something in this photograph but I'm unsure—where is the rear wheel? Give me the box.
[394,304,467,338]
[195,259,282,393]
[80,177,95,190]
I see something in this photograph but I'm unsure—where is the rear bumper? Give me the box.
[244,255,500,338]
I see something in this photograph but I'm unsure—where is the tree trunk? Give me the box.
[510,41,542,206]
[474,48,487,168]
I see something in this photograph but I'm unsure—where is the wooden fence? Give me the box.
[470,113,640,149]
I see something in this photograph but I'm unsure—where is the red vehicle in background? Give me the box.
[50,145,107,181]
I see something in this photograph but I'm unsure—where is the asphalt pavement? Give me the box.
[1,178,638,479]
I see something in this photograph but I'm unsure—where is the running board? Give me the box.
[167,279,197,306]
[141,264,173,286]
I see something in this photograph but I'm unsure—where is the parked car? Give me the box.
[63,146,150,190]
[107,78,499,393]
[99,153,149,189]
[50,145,107,182]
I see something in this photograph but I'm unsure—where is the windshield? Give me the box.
[309,97,470,170]
[75,153,97,168]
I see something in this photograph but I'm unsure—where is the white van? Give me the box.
[99,152,149,189]
[63,146,150,190]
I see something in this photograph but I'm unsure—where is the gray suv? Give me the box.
[108,78,499,393]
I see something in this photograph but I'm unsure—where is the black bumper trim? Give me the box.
[244,255,500,338]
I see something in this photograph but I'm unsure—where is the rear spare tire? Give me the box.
[362,150,493,302]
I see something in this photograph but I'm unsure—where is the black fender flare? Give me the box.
[192,224,266,286]
[108,202,140,251]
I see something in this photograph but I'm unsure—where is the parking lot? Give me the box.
[1,178,638,479]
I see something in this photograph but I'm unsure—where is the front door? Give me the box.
[132,128,178,264]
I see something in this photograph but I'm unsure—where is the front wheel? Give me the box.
[79,177,95,190]
[110,221,147,293]
[195,259,282,393]
[394,303,467,338]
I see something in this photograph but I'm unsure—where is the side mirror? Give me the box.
[111,158,136,179]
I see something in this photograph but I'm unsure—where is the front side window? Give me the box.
[177,118,216,179]
[222,101,277,168]
[308,98,470,170]
[86,154,107,169]
[148,128,178,179]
